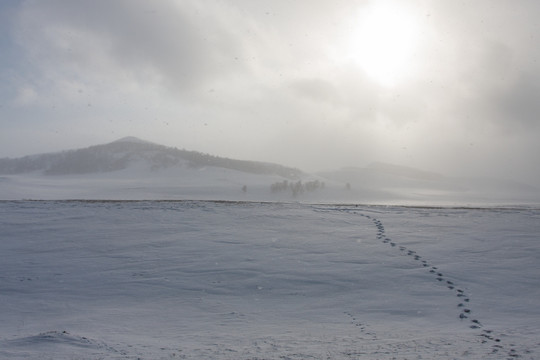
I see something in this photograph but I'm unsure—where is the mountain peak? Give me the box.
[112,136,154,145]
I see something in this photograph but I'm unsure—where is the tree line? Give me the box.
[270,179,325,197]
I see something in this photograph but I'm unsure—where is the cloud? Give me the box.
[12,0,253,101]
[492,73,540,131]
[1,0,540,185]
[422,1,540,133]
[291,78,341,105]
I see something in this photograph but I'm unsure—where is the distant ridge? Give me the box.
[0,137,303,179]
[112,136,155,144]
[2,137,538,204]
[365,162,444,181]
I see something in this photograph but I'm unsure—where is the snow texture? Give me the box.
[1,200,539,359]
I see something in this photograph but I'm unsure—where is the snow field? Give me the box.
[0,201,539,359]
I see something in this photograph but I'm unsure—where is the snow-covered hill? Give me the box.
[0,137,320,201]
[0,136,303,178]
[0,137,538,205]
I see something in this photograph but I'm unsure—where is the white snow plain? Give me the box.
[1,200,539,359]
[2,159,539,206]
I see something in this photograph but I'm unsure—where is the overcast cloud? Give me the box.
[1,0,539,185]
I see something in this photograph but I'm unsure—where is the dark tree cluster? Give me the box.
[270,179,325,197]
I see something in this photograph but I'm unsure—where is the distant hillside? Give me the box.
[2,138,538,204]
[317,162,540,204]
[317,162,449,190]
[0,137,303,179]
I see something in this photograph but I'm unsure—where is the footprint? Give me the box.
[360,210,493,352]
[471,319,482,327]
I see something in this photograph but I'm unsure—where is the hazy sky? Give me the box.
[1,0,540,185]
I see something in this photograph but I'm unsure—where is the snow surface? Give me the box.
[1,200,539,359]
[2,163,539,207]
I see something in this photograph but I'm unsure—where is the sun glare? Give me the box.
[349,2,419,87]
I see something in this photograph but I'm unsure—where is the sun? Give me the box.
[348,1,420,87]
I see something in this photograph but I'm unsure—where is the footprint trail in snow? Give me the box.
[320,206,525,359]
